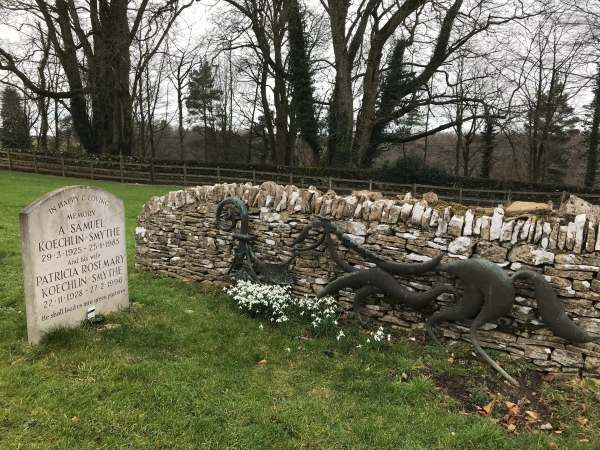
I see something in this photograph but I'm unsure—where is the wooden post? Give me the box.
[369,179,373,191]
[183,163,188,187]
[217,166,221,182]
[119,155,125,183]
[7,149,12,170]
[507,189,512,204]
[328,177,332,190]
[252,169,256,184]
[150,160,155,184]
[459,187,463,204]
[90,160,95,180]
[412,182,417,196]
[33,152,38,174]
[61,155,65,177]
[289,173,294,185]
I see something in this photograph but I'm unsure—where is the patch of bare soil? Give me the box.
[432,356,560,433]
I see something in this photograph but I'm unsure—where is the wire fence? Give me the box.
[0,149,593,206]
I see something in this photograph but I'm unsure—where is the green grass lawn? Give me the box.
[1,169,599,449]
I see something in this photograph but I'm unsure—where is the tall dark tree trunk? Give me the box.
[54,98,60,152]
[586,66,600,189]
[327,54,353,167]
[25,0,189,156]
[37,98,49,152]
[259,62,276,163]
[36,25,51,153]
[38,0,97,153]
[361,39,409,167]
[90,0,132,155]
[272,19,290,165]
[177,84,184,160]
[480,110,495,178]
[325,0,355,167]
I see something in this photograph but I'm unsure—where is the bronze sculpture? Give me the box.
[216,197,325,284]
[217,198,600,385]
[216,197,295,284]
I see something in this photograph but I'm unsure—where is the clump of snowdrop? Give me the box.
[366,326,392,349]
[225,280,292,323]
[296,293,338,333]
[372,326,386,343]
[224,280,339,333]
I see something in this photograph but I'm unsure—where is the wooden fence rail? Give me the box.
[0,149,586,206]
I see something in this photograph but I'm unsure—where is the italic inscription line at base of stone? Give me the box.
[20,186,129,343]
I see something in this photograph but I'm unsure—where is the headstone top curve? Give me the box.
[20,185,123,216]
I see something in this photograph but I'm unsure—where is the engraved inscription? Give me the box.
[20,186,129,343]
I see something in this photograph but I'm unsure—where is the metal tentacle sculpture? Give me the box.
[294,216,456,323]
[217,199,600,385]
[304,217,600,386]
[216,197,296,284]
[426,258,600,386]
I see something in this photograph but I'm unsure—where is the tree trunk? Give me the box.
[326,1,354,167]
[480,112,494,178]
[327,59,353,167]
[54,99,60,153]
[272,22,290,165]
[354,43,384,167]
[36,28,50,153]
[259,62,276,163]
[586,66,600,189]
[178,82,184,160]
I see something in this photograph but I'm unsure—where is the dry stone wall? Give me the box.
[136,182,600,377]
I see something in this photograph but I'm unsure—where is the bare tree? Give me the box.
[0,0,195,155]
[166,31,201,161]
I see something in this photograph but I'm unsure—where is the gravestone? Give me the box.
[20,186,129,343]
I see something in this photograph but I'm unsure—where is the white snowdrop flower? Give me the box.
[286,347,291,352]
[336,329,345,341]
[224,280,340,331]
[259,324,264,330]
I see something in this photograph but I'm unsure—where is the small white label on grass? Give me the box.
[87,307,96,320]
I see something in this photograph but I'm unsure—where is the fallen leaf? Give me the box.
[503,401,519,425]
[71,416,80,422]
[257,359,268,366]
[447,353,455,364]
[576,417,590,426]
[506,423,517,432]
[540,422,553,431]
[506,401,519,415]
[548,442,559,449]
[480,399,498,416]
[525,410,540,422]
